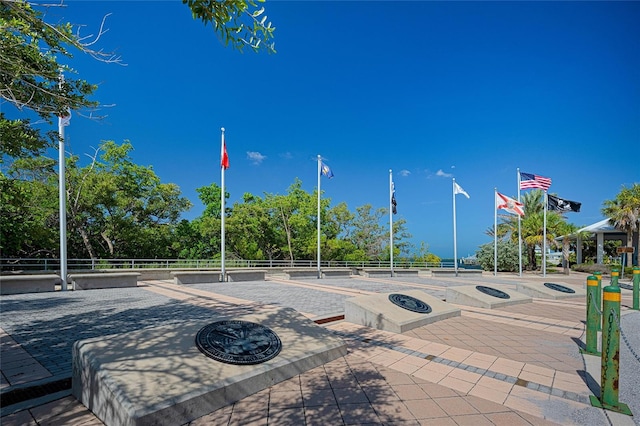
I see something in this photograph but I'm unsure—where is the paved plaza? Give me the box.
[1,271,638,425]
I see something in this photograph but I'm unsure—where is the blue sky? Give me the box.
[17,1,640,258]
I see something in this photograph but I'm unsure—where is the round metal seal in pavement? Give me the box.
[388,293,432,314]
[475,285,510,299]
[195,320,282,365]
[543,282,576,293]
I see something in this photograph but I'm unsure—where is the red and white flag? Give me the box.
[221,136,229,169]
[496,192,525,216]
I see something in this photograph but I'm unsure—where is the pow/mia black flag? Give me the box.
[548,194,581,213]
[391,187,397,214]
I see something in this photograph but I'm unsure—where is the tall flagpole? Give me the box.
[220,128,226,282]
[317,155,322,279]
[494,188,498,277]
[517,168,522,277]
[58,72,67,291]
[543,190,547,278]
[453,178,458,277]
[389,170,394,277]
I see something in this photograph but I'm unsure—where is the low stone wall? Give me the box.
[225,270,267,282]
[431,269,483,276]
[358,268,392,278]
[171,271,222,285]
[0,274,61,295]
[283,268,320,279]
[321,268,353,278]
[70,272,140,290]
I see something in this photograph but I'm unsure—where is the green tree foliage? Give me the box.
[0,156,58,257]
[183,0,276,53]
[414,242,442,265]
[178,178,415,263]
[65,141,192,259]
[1,0,273,162]
[476,240,519,272]
[1,141,192,259]
[602,183,640,266]
[0,0,119,159]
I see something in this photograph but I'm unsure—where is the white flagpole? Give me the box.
[494,188,498,277]
[543,190,547,278]
[517,168,522,277]
[58,72,67,291]
[389,170,394,277]
[317,155,321,279]
[220,128,226,282]
[453,179,458,277]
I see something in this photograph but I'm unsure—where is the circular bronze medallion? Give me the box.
[475,285,510,299]
[543,283,575,294]
[195,320,282,365]
[388,294,432,314]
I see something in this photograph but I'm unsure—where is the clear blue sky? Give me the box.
[25,1,640,258]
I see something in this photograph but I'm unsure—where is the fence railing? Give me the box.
[0,258,479,272]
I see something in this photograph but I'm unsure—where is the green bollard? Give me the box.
[611,269,619,288]
[594,271,602,330]
[633,267,639,311]
[590,285,632,415]
[581,276,601,355]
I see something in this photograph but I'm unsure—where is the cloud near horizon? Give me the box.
[436,169,453,178]
[247,151,267,165]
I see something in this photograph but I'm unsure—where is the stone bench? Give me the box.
[358,268,421,278]
[320,268,352,279]
[394,269,421,277]
[0,274,61,295]
[431,268,483,276]
[171,271,222,285]
[225,270,267,282]
[283,268,320,279]
[70,272,140,290]
[359,268,392,278]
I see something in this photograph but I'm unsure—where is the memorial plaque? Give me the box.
[388,293,432,314]
[195,320,282,365]
[475,285,510,299]
[543,282,576,294]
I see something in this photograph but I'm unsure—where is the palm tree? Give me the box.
[556,222,589,275]
[602,184,640,267]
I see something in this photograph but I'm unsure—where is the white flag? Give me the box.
[59,109,71,127]
[453,182,470,198]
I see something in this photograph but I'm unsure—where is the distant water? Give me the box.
[440,258,482,270]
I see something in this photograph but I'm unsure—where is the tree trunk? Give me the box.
[101,231,114,256]
[626,230,633,267]
[562,239,570,275]
[280,207,294,263]
[79,227,97,259]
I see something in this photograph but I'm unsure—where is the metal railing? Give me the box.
[0,258,477,272]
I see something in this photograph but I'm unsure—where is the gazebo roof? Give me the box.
[556,218,622,241]
[577,218,618,234]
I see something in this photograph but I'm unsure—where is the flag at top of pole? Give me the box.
[453,181,470,198]
[496,192,525,216]
[59,109,71,127]
[320,161,334,178]
[519,172,551,190]
[221,130,229,169]
[391,182,397,214]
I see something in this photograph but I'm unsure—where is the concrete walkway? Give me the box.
[1,271,638,425]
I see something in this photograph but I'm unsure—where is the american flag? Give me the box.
[520,172,551,190]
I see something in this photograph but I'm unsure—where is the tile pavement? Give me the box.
[1,271,638,425]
